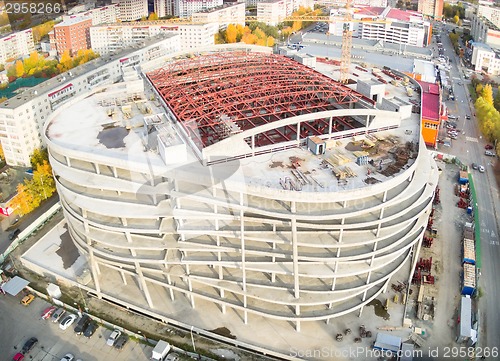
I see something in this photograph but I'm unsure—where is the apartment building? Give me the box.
[0,35,180,167]
[329,7,431,48]
[49,17,92,56]
[79,4,120,25]
[418,0,444,19]
[471,13,500,48]
[154,0,176,18]
[470,42,500,75]
[0,29,35,64]
[477,3,500,28]
[257,0,287,26]
[112,0,149,21]
[192,3,245,29]
[90,23,215,55]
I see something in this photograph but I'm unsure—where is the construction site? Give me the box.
[8,42,443,360]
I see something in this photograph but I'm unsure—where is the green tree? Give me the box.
[30,148,49,169]
[495,87,500,112]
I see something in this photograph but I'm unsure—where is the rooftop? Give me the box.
[46,48,422,195]
[0,34,178,110]
[419,81,440,121]
[55,16,92,27]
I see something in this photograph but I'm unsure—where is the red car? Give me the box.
[41,305,57,320]
[12,353,24,361]
[485,144,494,150]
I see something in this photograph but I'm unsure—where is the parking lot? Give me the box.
[0,294,153,361]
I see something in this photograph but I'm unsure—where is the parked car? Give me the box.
[166,353,180,361]
[51,308,66,323]
[485,144,494,150]
[106,329,122,346]
[83,320,98,338]
[471,163,478,170]
[12,353,24,361]
[8,228,21,240]
[479,165,485,173]
[114,335,128,350]
[74,314,91,335]
[485,150,496,156]
[465,115,471,119]
[60,354,74,361]
[41,306,57,320]
[21,337,38,354]
[59,314,78,330]
[21,294,35,306]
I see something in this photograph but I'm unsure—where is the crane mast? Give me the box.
[340,0,353,84]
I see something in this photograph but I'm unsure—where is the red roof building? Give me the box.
[419,81,444,148]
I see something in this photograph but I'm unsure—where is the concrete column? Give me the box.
[239,193,247,297]
[297,122,301,144]
[120,269,127,285]
[291,202,300,299]
[121,218,128,226]
[296,320,301,332]
[65,156,71,167]
[94,162,100,174]
[383,189,388,202]
[135,262,154,308]
[167,274,175,301]
[329,116,333,135]
[112,166,118,178]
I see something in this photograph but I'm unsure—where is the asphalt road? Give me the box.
[438,24,500,351]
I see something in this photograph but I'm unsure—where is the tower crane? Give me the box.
[340,0,353,84]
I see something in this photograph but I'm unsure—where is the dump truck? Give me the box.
[151,340,171,361]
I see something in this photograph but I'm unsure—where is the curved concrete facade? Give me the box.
[44,46,439,329]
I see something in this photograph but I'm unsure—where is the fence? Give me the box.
[0,203,61,264]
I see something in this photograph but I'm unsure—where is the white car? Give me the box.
[106,329,122,346]
[478,165,485,173]
[60,354,74,361]
[59,314,78,330]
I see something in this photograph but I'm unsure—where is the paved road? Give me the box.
[0,293,154,361]
[438,23,500,351]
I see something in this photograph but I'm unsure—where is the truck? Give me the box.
[151,340,171,361]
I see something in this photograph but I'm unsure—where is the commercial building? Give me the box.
[469,41,500,75]
[42,44,438,329]
[49,17,92,56]
[329,7,431,48]
[418,0,444,19]
[192,3,246,30]
[419,81,444,148]
[90,23,215,55]
[112,0,149,21]
[0,29,35,64]
[154,0,223,18]
[0,35,180,167]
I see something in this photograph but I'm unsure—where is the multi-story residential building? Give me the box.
[257,0,287,26]
[112,0,149,21]
[0,29,35,64]
[418,0,443,19]
[247,0,312,12]
[49,17,92,56]
[192,3,246,29]
[0,35,180,167]
[80,4,121,25]
[316,0,387,5]
[178,0,224,18]
[471,13,500,48]
[90,23,216,54]
[154,0,176,18]
[329,7,431,48]
[477,3,500,27]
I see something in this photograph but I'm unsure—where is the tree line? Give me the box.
[5,49,98,83]
[9,149,56,216]
[472,81,500,155]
